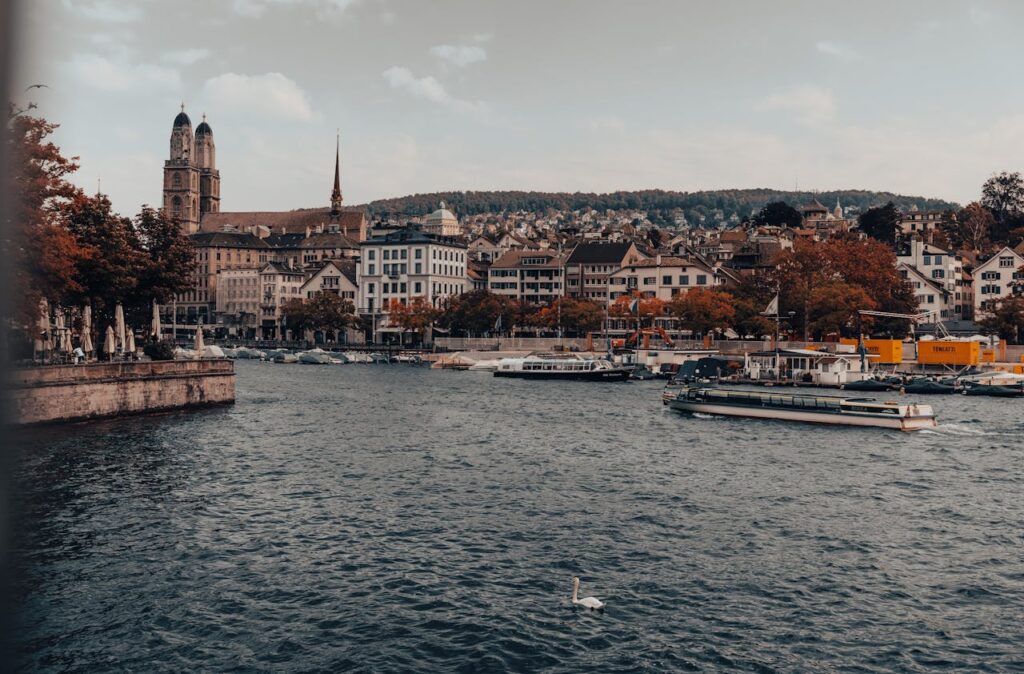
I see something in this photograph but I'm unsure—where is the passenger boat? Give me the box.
[494,354,632,381]
[663,386,937,431]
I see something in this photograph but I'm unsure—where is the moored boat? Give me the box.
[842,379,895,392]
[494,353,631,381]
[663,386,937,431]
[963,383,1024,397]
[903,378,958,394]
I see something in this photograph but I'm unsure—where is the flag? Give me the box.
[762,293,779,316]
[629,298,639,314]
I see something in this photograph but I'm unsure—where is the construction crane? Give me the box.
[855,309,949,372]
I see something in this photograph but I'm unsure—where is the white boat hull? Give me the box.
[667,400,936,431]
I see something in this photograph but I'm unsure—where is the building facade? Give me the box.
[565,241,643,303]
[487,249,565,305]
[897,238,968,320]
[973,246,1024,318]
[607,255,723,303]
[259,262,305,339]
[356,228,469,317]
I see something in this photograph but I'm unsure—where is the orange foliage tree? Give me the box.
[669,288,736,335]
[608,291,667,327]
[529,297,603,335]
[388,297,442,341]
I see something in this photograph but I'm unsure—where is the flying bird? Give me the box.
[24,84,49,91]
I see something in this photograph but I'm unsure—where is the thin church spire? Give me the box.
[330,131,342,214]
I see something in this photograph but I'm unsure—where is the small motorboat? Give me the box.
[842,379,894,392]
[630,365,658,381]
[298,350,333,364]
[903,379,958,394]
[273,352,298,364]
[963,383,1024,397]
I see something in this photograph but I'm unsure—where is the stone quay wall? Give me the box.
[8,359,235,425]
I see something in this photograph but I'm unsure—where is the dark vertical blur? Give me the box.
[1,1,19,671]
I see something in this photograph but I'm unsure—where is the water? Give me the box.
[13,362,1024,672]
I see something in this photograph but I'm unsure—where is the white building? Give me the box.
[606,255,723,303]
[422,201,463,237]
[897,239,967,320]
[973,246,1024,318]
[216,267,261,338]
[301,259,357,303]
[488,249,565,305]
[357,228,468,316]
[259,262,305,339]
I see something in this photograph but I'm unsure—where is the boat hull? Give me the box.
[666,399,936,431]
[494,369,631,381]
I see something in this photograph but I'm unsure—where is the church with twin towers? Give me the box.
[161,105,366,240]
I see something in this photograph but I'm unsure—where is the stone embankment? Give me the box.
[8,359,235,425]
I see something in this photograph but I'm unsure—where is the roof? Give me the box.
[173,110,191,128]
[802,199,828,212]
[299,232,359,249]
[362,227,467,248]
[195,120,212,136]
[199,207,365,235]
[303,258,357,285]
[190,231,271,249]
[565,241,635,264]
[490,249,563,269]
[260,261,303,276]
[618,256,704,269]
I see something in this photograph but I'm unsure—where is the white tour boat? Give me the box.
[494,353,632,381]
[663,386,937,431]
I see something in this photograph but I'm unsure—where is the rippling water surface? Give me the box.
[13,361,1024,672]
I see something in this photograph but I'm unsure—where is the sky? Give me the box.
[11,0,1024,215]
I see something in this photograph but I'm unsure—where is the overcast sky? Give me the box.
[12,0,1024,215]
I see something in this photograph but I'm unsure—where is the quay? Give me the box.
[8,359,235,426]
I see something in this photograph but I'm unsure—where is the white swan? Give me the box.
[571,576,605,610]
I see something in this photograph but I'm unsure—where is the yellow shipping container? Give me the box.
[981,349,996,363]
[917,340,980,366]
[840,338,903,365]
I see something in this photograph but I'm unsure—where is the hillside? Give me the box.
[363,189,958,227]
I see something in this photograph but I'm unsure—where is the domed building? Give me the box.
[423,201,462,237]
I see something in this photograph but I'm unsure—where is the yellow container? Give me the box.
[981,349,996,363]
[841,338,902,365]
[917,340,980,366]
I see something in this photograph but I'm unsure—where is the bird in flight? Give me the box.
[24,84,49,91]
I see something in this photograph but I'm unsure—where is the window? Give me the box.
[415,263,422,274]
[643,277,656,285]
[926,295,935,304]
[662,276,672,285]
[401,250,408,260]
[999,256,1014,268]
[368,250,376,260]
[414,282,422,294]
[679,275,689,285]
[697,274,707,285]
[932,269,945,279]
[981,271,1001,280]
[368,264,375,275]
[415,249,422,259]
[383,250,390,260]
[923,255,931,265]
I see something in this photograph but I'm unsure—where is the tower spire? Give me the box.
[330,131,342,214]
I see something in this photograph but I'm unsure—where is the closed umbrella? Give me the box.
[104,325,116,357]
[55,312,70,354]
[126,331,136,358]
[80,305,94,355]
[115,303,126,353]
[151,301,161,340]
[36,298,51,356]
[194,323,204,358]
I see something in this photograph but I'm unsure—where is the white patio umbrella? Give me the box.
[36,298,51,356]
[54,311,71,354]
[80,305,94,355]
[126,330,136,357]
[114,303,127,353]
[194,323,204,358]
[151,300,161,340]
[104,325,116,357]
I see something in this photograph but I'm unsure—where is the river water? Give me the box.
[12,361,1024,672]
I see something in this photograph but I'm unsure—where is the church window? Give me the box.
[174,173,182,188]
[172,196,182,219]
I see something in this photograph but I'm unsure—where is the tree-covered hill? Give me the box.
[363,189,958,227]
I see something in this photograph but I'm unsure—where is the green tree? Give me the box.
[753,201,802,229]
[857,202,900,245]
[978,296,1024,342]
[981,171,1024,243]
[132,206,195,306]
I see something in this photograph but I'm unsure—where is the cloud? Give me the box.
[815,41,860,62]
[61,0,143,23]
[588,116,625,133]
[382,66,486,113]
[202,72,318,121]
[430,44,487,68]
[757,85,836,126]
[161,48,211,66]
[231,0,360,19]
[64,53,181,93]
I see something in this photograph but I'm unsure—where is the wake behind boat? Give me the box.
[663,385,937,431]
[494,353,631,381]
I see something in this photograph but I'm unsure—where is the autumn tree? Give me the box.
[441,290,514,334]
[4,109,94,323]
[388,296,441,342]
[978,296,1024,342]
[981,171,1024,241]
[806,281,876,338]
[530,297,603,335]
[608,291,667,327]
[669,288,736,335]
[857,202,900,245]
[283,292,354,341]
[947,202,993,251]
[132,206,195,307]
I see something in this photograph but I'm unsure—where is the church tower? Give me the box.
[330,134,343,215]
[195,113,221,217]
[163,104,201,234]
